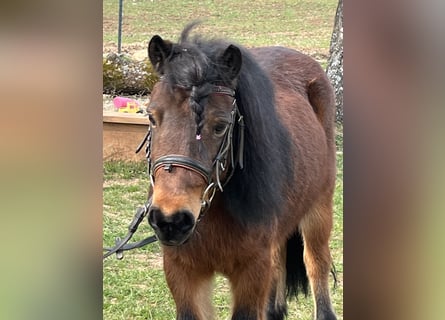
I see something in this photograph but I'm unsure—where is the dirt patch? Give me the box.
[147,252,164,269]
[104,41,147,60]
[103,178,147,188]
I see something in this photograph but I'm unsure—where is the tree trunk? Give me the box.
[326,0,343,124]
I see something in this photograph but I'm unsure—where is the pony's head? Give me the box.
[146,25,243,246]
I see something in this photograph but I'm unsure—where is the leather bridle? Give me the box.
[149,86,244,217]
[103,84,244,259]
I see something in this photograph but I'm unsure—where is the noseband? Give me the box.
[104,84,244,259]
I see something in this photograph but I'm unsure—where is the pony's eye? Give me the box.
[148,113,157,127]
[213,123,228,137]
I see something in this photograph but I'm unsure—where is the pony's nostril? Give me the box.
[148,207,162,229]
[172,210,195,233]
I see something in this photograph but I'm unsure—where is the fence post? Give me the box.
[118,0,123,53]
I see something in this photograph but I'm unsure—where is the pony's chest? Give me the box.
[173,217,271,274]
[195,221,245,263]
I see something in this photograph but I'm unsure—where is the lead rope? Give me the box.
[103,198,156,259]
[103,126,157,260]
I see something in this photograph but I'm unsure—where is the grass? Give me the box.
[103,153,343,320]
[103,0,337,66]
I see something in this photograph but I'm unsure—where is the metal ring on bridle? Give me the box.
[201,182,217,209]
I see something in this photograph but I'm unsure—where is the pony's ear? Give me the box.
[148,35,173,74]
[220,44,242,81]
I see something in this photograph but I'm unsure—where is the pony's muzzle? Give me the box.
[148,206,195,246]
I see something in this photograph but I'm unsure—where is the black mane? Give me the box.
[160,23,293,225]
[222,45,293,225]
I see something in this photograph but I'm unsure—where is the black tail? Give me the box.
[286,231,309,298]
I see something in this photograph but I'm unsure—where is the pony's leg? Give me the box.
[300,201,337,320]
[266,280,287,320]
[163,255,214,320]
[267,246,287,320]
[228,253,274,320]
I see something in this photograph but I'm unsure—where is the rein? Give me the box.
[103,84,244,260]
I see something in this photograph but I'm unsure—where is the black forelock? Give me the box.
[160,22,236,89]
[189,83,213,136]
[162,43,210,88]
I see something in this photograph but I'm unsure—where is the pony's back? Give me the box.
[251,46,336,152]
